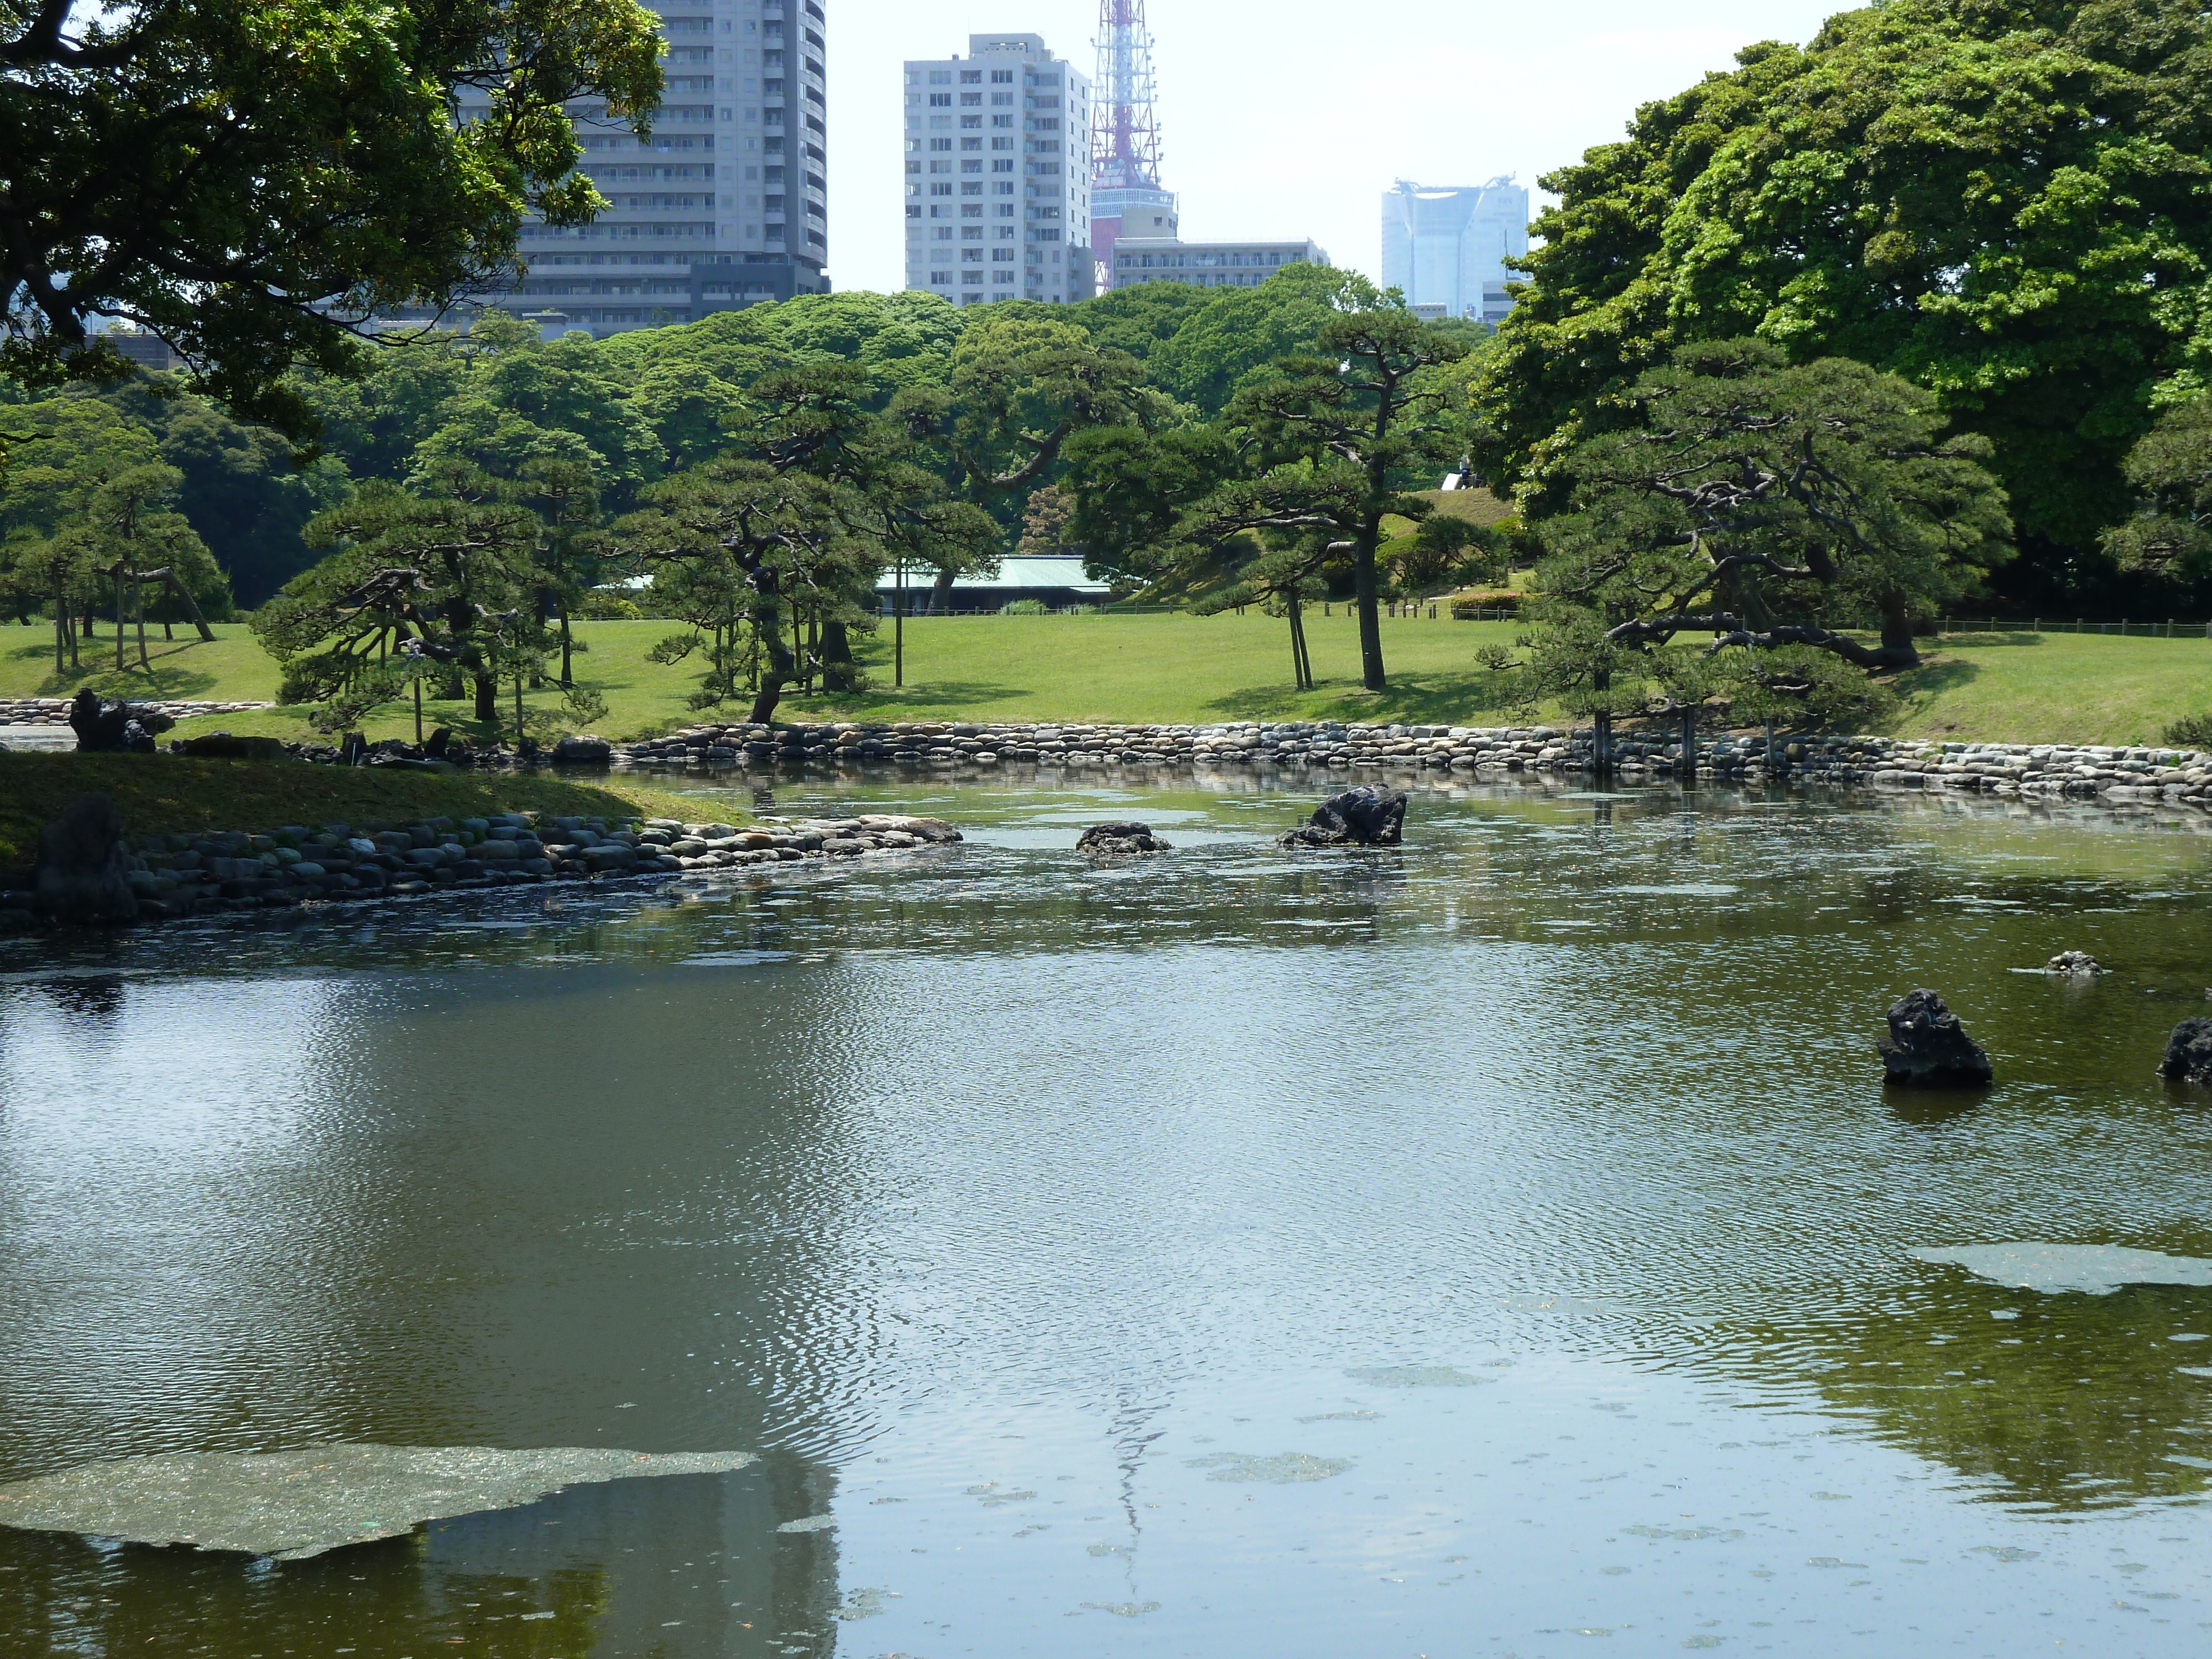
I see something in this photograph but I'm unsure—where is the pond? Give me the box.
[3,770,2210,1657]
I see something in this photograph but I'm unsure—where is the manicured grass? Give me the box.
[4,614,2207,748]
[0,753,709,873]
[1890,629,2212,746]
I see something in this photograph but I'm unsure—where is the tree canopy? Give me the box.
[1476,0,2212,597]
[3,0,664,437]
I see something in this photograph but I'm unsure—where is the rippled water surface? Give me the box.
[4,772,2211,1657]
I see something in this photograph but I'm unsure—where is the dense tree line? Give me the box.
[7,0,2209,739]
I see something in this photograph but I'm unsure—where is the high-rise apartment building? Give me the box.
[391,0,829,337]
[1380,178,1528,325]
[903,34,1092,307]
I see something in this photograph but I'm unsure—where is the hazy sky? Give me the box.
[821,0,1849,294]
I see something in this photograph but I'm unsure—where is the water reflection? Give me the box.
[3,772,2211,1653]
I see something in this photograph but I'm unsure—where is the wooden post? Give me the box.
[895,560,905,688]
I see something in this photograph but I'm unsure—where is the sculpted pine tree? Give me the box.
[896,317,1151,610]
[258,466,539,726]
[1188,291,1469,690]
[2101,396,2212,588]
[1530,340,2010,754]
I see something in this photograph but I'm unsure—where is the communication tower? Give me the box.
[1089,1,1176,288]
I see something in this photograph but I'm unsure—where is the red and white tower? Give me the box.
[1090,1,1177,289]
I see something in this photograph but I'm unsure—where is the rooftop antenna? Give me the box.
[1091,0,1162,193]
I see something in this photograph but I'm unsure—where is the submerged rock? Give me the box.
[2160,1018,2212,1084]
[2046,951,2105,975]
[551,734,613,765]
[35,794,139,926]
[1877,989,1994,1088]
[1911,1243,2212,1296]
[0,1444,754,1560]
[1076,822,1171,854]
[1279,785,1407,848]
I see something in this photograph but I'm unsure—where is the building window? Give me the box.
[928,93,950,107]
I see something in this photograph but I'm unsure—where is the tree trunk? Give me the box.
[1877,591,1923,669]
[1353,531,1386,691]
[559,610,574,687]
[821,618,859,692]
[747,583,799,726]
[928,566,956,615]
[53,584,66,674]
[473,672,497,724]
[158,570,215,641]
[134,581,149,669]
[113,571,126,673]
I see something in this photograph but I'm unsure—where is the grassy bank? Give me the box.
[0,754,709,872]
[4,613,2207,749]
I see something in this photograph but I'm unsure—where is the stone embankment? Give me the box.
[0,697,270,726]
[619,719,2211,807]
[0,809,958,930]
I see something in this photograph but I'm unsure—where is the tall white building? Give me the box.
[903,34,1092,307]
[390,0,830,336]
[1380,178,1528,325]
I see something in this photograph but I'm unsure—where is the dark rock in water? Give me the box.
[1877,989,1994,1088]
[35,794,139,926]
[1280,785,1407,847]
[552,734,613,765]
[2046,951,2104,975]
[175,733,289,763]
[2160,1019,2212,1084]
[67,687,170,753]
[1077,821,1171,854]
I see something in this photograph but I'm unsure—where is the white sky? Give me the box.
[821,0,1850,294]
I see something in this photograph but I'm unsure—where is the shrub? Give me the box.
[2163,713,2212,750]
[1452,589,1523,620]
[999,598,1050,615]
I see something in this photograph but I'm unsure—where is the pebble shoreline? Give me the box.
[619,718,2212,808]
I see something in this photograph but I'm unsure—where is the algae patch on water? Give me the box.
[1911,1243,2212,1296]
[0,1444,755,1560]
[1344,1364,1493,1387]
[1186,1452,1352,1483]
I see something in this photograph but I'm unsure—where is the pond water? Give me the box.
[3,770,2211,1658]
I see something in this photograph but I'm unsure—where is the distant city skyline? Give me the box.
[828,0,1846,296]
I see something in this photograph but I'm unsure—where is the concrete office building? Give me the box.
[383,0,830,337]
[904,34,1091,306]
[1381,178,1528,325]
[1110,237,1328,290]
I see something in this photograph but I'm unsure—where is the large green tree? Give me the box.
[1476,0,2212,595]
[3,0,663,437]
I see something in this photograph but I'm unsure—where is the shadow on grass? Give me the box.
[1890,655,1981,731]
[808,679,1035,718]
[1205,670,1534,726]
[1932,632,2047,649]
[12,637,226,700]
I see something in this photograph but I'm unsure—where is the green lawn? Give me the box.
[3,613,2207,748]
